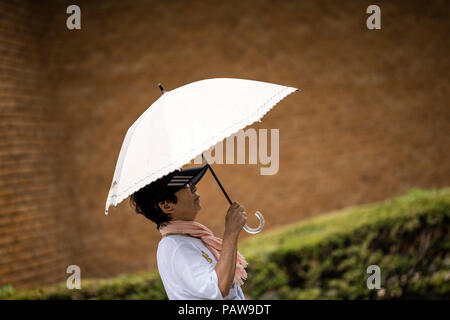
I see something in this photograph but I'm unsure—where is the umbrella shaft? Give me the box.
[201,154,233,205]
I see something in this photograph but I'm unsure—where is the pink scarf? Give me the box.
[159,220,248,286]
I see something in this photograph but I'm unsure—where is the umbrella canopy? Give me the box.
[105,78,298,216]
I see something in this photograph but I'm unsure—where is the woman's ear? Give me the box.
[159,200,175,214]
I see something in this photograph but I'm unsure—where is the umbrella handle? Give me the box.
[243,210,264,234]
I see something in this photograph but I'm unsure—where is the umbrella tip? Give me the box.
[157,83,166,95]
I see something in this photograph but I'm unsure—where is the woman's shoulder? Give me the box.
[158,234,199,251]
[157,235,205,265]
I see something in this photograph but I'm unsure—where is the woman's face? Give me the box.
[170,183,201,221]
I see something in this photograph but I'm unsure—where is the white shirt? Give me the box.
[157,234,246,300]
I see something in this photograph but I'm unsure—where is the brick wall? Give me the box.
[0,0,82,288]
[1,0,449,289]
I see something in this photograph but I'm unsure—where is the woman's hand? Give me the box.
[224,201,247,237]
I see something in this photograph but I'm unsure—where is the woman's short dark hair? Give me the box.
[129,177,178,229]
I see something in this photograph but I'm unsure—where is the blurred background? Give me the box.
[0,0,449,297]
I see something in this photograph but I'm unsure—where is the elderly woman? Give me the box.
[130,165,248,300]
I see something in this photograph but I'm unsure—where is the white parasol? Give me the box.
[105,78,298,233]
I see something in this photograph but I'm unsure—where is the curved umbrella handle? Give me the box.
[243,211,264,234]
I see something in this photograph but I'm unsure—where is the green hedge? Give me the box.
[240,187,450,299]
[2,187,449,299]
[0,272,167,300]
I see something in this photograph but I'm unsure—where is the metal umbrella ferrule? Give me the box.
[158,83,166,94]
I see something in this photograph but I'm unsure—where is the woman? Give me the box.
[130,165,248,300]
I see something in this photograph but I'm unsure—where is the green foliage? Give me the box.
[2,272,167,300]
[239,187,450,299]
[0,285,15,299]
[3,187,449,299]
